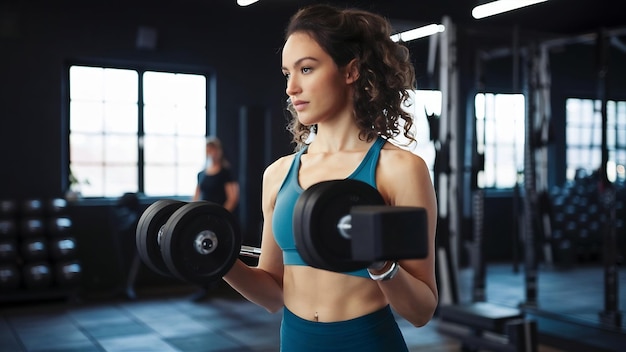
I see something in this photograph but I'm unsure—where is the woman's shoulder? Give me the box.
[263,152,297,183]
[380,141,429,170]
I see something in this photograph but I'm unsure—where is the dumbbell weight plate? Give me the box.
[293,179,385,273]
[136,199,186,276]
[160,201,241,286]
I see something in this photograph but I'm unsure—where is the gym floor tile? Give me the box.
[97,334,180,352]
[0,263,623,352]
[77,321,154,339]
[165,331,250,352]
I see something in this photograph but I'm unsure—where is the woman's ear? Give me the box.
[344,59,360,84]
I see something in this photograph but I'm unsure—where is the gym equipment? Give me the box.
[437,39,538,352]
[136,199,261,283]
[20,237,48,261]
[136,199,188,276]
[53,260,82,286]
[0,200,17,218]
[22,262,53,289]
[48,217,73,237]
[438,302,536,352]
[49,237,78,260]
[0,263,20,289]
[437,189,537,352]
[20,218,45,238]
[0,240,17,262]
[136,179,428,286]
[46,198,68,215]
[0,220,17,238]
[293,179,427,272]
[22,199,43,215]
[159,200,244,285]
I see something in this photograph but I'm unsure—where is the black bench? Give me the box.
[437,302,537,352]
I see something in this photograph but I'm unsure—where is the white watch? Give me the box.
[368,261,399,281]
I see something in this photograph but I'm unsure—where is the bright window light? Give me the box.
[472,0,548,19]
[390,24,445,43]
[237,0,260,6]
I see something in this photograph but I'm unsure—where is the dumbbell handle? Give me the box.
[193,230,260,259]
[240,245,261,258]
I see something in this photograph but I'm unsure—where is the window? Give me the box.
[68,65,208,198]
[475,93,526,189]
[566,98,626,182]
[394,89,439,180]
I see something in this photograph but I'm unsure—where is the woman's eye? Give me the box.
[301,67,312,74]
[283,72,290,80]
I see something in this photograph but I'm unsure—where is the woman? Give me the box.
[223,4,438,351]
[193,136,239,213]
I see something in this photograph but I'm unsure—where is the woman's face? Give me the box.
[281,32,352,126]
[206,144,220,160]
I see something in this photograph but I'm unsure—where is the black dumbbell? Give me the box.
[0,263,21,289]
[20,237,49,261]
[49,237,78,260]
[136,199,256,284]
[0,220,17,238]
[293,179,428,272]
[0,239,18,262]
[136,179,428,286]
[22,262,53,289]
[53,260,82,287]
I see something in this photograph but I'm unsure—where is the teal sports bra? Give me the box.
[272,136,386,278]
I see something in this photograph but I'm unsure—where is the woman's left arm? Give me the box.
[375,149,439,327]
[223,181,240,213]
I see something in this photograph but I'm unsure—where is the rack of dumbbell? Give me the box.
[549,175,626,267]
[0,198,82,302]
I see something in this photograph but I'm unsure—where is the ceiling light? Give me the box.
[237,0,260,6]
[390,24,445,43]
[472,0,548,19]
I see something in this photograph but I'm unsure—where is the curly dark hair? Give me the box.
[284,3,416,150]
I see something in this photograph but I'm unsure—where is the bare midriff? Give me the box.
[283,265,388,322]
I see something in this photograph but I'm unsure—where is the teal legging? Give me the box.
[280,305,408,352]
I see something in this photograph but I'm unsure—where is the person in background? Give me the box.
[193,136,239,212]
[190,136,240,301]
[220,4,438,351]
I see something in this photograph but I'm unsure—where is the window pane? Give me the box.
[178,137,208,165]
[104,102,138,133]
[69,65,207,198]
[104,69,137,103]
[70,101,104,133]
[144,72,206,106]
[104,166,138,197]
[144,166,177,196]
[144,135,176,163]
[70,133,103,163]
[73,165,103,197]
[566,98,626,182]
[144,105,176,134]
[177,107,208,136]
[70,66,104,101]
[178,166,200,195]
[143,71,207,197]
[105,135,137,163]
[475,93,525,189]
[390,90,438,180]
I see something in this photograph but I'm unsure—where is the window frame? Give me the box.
[62,59,216,200]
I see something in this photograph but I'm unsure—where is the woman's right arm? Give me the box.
[222,158,289,313]
[192,185,201,201]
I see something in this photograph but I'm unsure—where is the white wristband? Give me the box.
[368,261,399,281]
